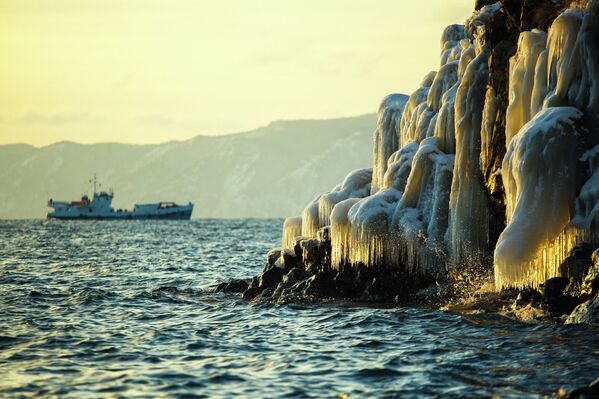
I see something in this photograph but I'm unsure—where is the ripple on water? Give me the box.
[1,219,598,398]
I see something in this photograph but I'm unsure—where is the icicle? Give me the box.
[330,198,363,269]
[301,194,322,239]
[371,94,409,194]
[282,216,303,250]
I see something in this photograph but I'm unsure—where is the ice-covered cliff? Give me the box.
[277,0,599,292]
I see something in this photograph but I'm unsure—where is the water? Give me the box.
[1,220,598,398]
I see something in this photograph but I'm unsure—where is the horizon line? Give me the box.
[0,112,377,149]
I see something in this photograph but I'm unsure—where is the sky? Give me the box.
[0,0,473,147]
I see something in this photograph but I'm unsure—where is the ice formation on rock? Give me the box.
[316,169,372,229]
[278,1,599,292]
[371,94,409,194]
[495,4,599,289]
[282,215,302,250]
[495,107,586,288]
[448,46,491,267]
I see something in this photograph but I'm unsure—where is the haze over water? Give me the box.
[1,219,598,398]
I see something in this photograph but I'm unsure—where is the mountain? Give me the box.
[0,114,377,219]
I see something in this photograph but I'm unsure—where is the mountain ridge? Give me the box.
[0,113,377,219]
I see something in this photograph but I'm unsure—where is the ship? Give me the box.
[47,176,193,220]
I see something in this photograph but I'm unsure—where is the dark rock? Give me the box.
[333,266,363,297]
[559,376,599,398]
[475,0,498,10]
[249,276,260,290]
[368,272,405,301]
[541,277,575,317]
[242,287,260,301]
[514,289,542,307]
[565,297,599,325]
[272,267,309,299]
[293,238,304,260]
[219,279,249,294]
[259,266,285,290]
[279,249,300,272]
[301,239,324,272]
[283,266,309,286]
[303,271,337,298]
[266,248,282,268]
[560,243,595,282]
[317,226,331,243]
[581,264,599,298]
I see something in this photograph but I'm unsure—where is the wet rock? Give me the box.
[242,287,260,301]
[303,271,337,298]
[266,248,282,268]
[333,266,362,298]
[541,277,575,317]
[558,376,599,398]
[368,273,406,301]
[272,266,309,299]
[283,266,309,286]
[300,239,325,273]
[581,263,599,298]
[216,279,249,294]
[279,249,300,272]
[514,289,542,307]
[259,266,285,291]
[560,243,595,282]
[565,297,599,325]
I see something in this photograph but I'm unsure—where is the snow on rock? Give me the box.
[371,94,409,194]
[495,107,586,289]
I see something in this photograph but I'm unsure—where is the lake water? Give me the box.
[1,219,598,398]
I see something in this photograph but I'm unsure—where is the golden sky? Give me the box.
[0,0,473,146]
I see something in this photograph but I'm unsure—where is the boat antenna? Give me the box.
[89,173,97,193]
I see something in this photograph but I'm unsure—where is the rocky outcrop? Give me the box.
[224,1,599,326]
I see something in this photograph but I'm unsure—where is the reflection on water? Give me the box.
[0,220,598,398]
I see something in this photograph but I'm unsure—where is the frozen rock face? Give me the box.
[494,4,599,289]
[371,94,409,194]
[448,45,491,267]
[505,30,548,145]
[276,0,599,295]
[495,107,587,288]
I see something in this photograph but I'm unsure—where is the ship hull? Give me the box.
[47,208,193,220]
